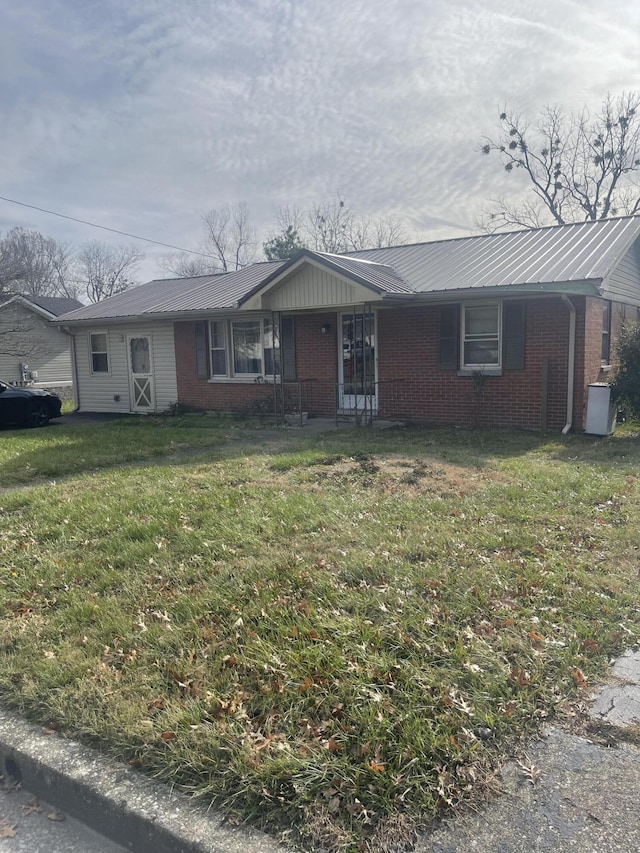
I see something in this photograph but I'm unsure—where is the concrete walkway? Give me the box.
[0,652,639,852]
[420,650,640,852]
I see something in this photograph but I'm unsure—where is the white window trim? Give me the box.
[461,302,502,371]
[208,317,278,381]
[89,330,110,375]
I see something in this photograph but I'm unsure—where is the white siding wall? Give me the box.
[72,322,177,413]
[263,266,380,310]
[0,302,73,384]
[604,238,640,306]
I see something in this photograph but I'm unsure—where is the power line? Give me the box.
[0,194,215,258]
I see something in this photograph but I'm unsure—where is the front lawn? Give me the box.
[1,418,639,851]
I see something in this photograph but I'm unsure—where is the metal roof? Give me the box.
[345,216,640,292]
[56,216,640,323]
[312,252,415,294]
[57,263,283,321]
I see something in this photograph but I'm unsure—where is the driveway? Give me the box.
[53,412,134,427]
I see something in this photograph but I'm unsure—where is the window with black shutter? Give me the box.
[194,321,209,379]
[438,304,459,369]
[502,301,526,370]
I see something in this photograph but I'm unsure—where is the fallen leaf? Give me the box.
[0,820,16,838]
[510,667,531,687]
[571,667,587,688]
[47,811,66,822]
[367,759,385,773]
[516,754,540,785]
[22,799,43,815]
[160,731,176,741]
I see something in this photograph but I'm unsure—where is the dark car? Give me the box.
[0,381,62,428]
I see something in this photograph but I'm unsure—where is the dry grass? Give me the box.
[1,418,639,850]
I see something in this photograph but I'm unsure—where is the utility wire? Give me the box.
[0,194,215,258]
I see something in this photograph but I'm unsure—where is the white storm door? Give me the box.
[339,312,377,412]
[127,335,155,412]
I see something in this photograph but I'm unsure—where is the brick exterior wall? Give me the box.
[377,297,571,430]
[174,315,339,416]
[174,296,620,431]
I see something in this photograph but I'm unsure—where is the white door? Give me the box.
[339,312,377,413]
[127,335,155,412]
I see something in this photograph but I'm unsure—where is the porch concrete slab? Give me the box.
[589,649,640,727]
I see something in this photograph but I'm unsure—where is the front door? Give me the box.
[339,311,377,413]
[127,335,155,412]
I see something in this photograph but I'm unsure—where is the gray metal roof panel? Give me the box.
[346,216,640,292]
[57,264,283,321]
[57,216,640,322]
[314,252,414,293]
[151,262,284,312]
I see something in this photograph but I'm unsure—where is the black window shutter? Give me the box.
[281,316,296,381]
[503,301,526,370]
[195,321,209,379]
[438,304,459,369]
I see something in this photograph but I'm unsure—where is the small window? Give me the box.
[462,304,501,369]
[90,332,109,373]
[210,321,227,376]
[601,301,611,364]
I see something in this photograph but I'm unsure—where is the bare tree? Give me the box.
[480,92,640,231]
[0,237,23,295]
[305,195,410,252]
[0,297,44,359]
[306,195,354,253]
[0,227,76,297]
[201,202,257,271]
[159,253,214,278]
[161,202,257,277]
[76,242,143,303]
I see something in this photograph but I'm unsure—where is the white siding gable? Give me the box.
[247,264,383,312]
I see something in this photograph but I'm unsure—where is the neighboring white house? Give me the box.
[0,294,83,389]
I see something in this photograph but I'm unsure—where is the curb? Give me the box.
[0,708,283,853]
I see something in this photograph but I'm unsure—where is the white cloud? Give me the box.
[1,0,638,280]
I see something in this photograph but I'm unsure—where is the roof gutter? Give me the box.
[561,295,576,435]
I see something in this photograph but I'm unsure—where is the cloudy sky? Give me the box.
[1,0,638,280]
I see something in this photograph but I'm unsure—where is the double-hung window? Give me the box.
[90,332,109,373]
[210,321,227,376]
[462,304,501,369]
[209,318,279,378]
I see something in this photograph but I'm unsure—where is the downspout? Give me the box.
[68,329,80,412]
[561,296,576,434]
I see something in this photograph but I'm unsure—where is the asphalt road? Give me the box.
[0,779,126,853]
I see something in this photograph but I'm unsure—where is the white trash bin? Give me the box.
[585,383,616,436]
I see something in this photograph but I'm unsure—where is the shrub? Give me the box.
[611,322,640,417]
